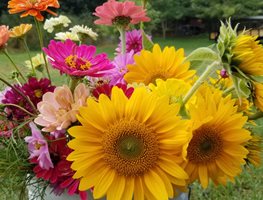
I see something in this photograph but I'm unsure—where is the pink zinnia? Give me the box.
[34,83,89,132]
[94,0,150,27]
[0,25,9,49]
[116,29,151,54]
[43,39,113,77]
[25,122,53,170]
[109,51,135,85]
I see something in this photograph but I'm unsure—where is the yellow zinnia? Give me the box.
[67,87,191,200]
[10,24,32,38]
[185,85,251,188]
[253,82,263,112]
[232,34,263,76]
[149,78,191,104]
[124,44,195,85]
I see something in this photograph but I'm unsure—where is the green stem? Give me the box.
[3,49,26,82]
[0,77,38,114]
[248,111,263,120]
[118,27,126,54]
[182,61,219,105]
[4,103,36,117]
[34,18,51,81]
[223,85,235,96]
[69,76,80,92]
[22,37,35,76]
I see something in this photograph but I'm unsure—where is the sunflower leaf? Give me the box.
[248,75,263,83]
[142,29,153,51]
[186,47,220,62]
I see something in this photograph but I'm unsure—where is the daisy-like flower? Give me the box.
[55,32,79,42]
[25,122,53,170]
[185,85,251,188]
[94,0,150,27]
[149,79,191,104]
[253,82,263,112]
[25,53,45,71]
[0,25,10,49]
[44,15,71,33]
[67,87,190,200]
[8,0,60,21]
[124,44,196,85]
[9,24,32,38]
[232,34,263,76]
[70,25,98,41]
[34,83,89,132]
[43,39,113,77]
[116,29,151,54]
[109,51,134,85]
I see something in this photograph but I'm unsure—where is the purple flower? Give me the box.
[25,123,53,170]
[43,39,113,77]
[109,51,135,85]
[116,29,151,54]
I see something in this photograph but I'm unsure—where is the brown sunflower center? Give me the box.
[187,125,223,164]
[102,119,159,176]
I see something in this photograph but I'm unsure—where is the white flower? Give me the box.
[70,25,98,41]
[25,53,45,71]
[44,15,71,33]
[55,32,79,41]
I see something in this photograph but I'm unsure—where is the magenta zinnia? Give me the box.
[43,39,113,77]
[94,0,150,27]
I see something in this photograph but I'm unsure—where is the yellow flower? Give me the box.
[67,87,191,200]
[185,85,251,188]
[232,34,263,76]
[124,44,195,85]
[25,53,45,71]
[245,135,262,167]
[253,82,263,112]
[149,78,191,104]
[10,24,32,38]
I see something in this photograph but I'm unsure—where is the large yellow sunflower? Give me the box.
[184,84,251,188]
[67,87,191,200]
[232,34,263,76]
[245,135,262,167]
[124,44,195,85]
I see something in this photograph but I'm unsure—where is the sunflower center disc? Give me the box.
[103,119,159,176]
[187,124,223,164]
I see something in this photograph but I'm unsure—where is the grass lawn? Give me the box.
[0,35,262,199]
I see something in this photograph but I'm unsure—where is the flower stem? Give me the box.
[4,103,36,117]
[34,18,51,81]
[69,76,80,92]
[248,111,263,120]
[223,85,235,96]
[3,49,26,82]
[182,61,219,105]
[0,77,38,114]
[118,27,126,54]
[22,37,35,76]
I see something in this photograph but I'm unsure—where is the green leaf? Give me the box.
[186,47,220,62]
[142,29,154,51]
[248,75,263,83]
[231,75,251,99]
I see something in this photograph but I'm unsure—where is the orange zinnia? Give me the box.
[8,0,60,21]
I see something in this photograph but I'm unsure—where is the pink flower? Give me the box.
[25,122,53,170]
[43,39,113,77]
[116,29,151,54]
[109,51,135,85]
[0,25,10,49]
[94,0,150,27]
[34,83,89,132]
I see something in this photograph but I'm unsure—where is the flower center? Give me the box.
[187,125,223,164]
[112,16,132,27]
[65,55,92,70]
[102,119,159,176]
[34,89,43,98]
[34,141,43,150]
[147,71,167,84]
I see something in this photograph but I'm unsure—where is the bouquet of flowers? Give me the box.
[0,0,262,199]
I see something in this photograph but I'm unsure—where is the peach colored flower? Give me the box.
[8,0,60,21]
[0,25,10,49]
[34,83,89,132]
[94,0,150,27]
